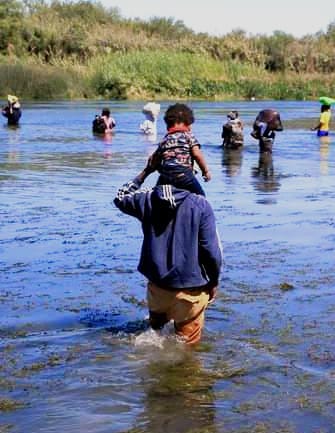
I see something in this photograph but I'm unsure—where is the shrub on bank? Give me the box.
[1,54,335,101]
[88,51,335,101]
[0,63,84,99]
[89,51,267,99]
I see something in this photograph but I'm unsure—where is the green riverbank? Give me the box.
[2,56,334,102]
[1,0,335,100]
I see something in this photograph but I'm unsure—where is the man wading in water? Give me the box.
[114,160,222,344]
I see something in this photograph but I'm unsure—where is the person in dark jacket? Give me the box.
[2,95,22,126]
[251,109,283,153]
[114,163,222,344]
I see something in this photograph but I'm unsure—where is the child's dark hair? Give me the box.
[321,104,331,112]
[164,103,194,128]
[102,108,110,117]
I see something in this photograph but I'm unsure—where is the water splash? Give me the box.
[133,328,166,349]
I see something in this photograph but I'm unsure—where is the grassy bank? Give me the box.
[0,63,86,100]
[88,51,335,100]
[1,0,335,101]
[1,54,335,101]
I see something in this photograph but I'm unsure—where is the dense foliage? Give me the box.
[1,0,334,99]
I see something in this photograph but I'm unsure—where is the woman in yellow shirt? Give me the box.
[312,104,331,137]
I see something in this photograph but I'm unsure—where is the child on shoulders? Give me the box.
[145,103,211,196]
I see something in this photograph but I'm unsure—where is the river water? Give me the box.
[0,101,334,433]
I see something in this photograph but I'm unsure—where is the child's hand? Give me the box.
[202,170,211,182]
[145,153,158,173]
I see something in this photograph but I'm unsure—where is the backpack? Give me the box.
[92,116,106,134]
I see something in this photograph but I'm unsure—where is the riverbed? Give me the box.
[1,100,334,433]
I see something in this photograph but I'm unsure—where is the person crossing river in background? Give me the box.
[2,95,22,126]
[311,104,331,137]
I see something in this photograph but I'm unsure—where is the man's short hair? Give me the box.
[164,103,195,128]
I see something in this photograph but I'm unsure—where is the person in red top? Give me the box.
[144,103,211,196]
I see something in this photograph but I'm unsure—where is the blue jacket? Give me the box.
[114,177,222,290]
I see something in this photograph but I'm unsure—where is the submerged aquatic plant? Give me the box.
[0,398,25,412]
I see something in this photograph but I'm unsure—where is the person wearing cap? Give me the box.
[2,95,22,125]
[221,110,244,148]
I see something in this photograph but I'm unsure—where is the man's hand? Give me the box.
[205,281,218,303]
